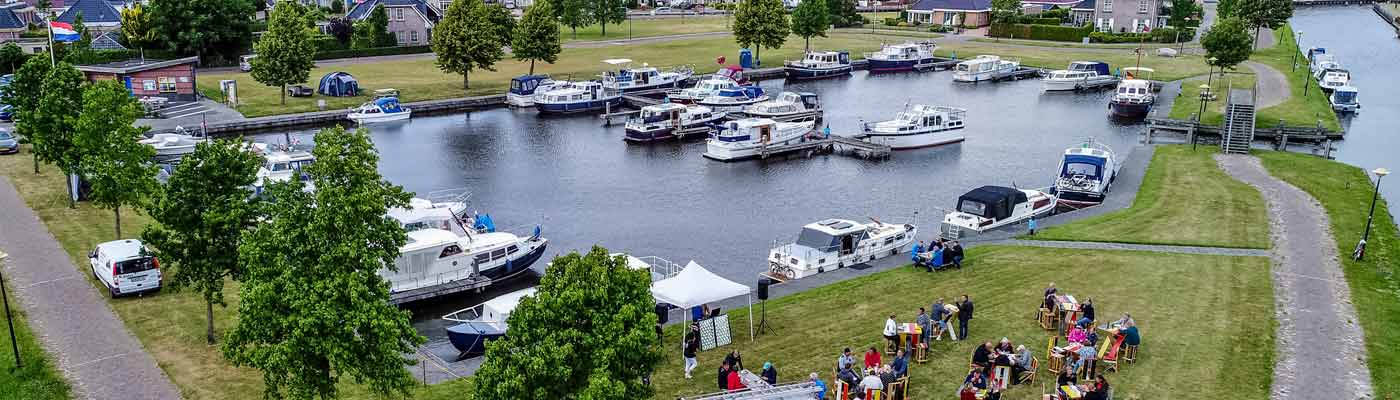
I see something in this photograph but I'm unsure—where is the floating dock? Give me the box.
[388,275,493,306]
[707,134,891,162]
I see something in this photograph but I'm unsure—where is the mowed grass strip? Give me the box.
[558,16,731,42]
[1258,151,1400,398]
[0,289,71,400]
[650,246,1275,400]
[1250,25,1341,132]
[198,32,903,117]
[1035,145,1271,249]
[0,149,473,400]
[1168,72,1258,125]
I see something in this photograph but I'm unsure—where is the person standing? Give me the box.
[884,314,900,352]
[684,323,701,379]
[915,307,931,348]
[912,240,926,270]
[1028,217,1037,235]
[725,349,745,372]
[958,294,974,341]
[930,298,947,340]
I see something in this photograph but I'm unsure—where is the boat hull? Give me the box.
[535,98,623,114]
[697,99,767,113]
[614,80,685,93]
[479,240,548,280]
[1108,101,1152,118]
[730,110,822,122]
[506,93,537,107]
[445,323,502,356]
[348,110,412,123]
[703,135,808,161]
[1053,188,1106,205]
[1042,80,1083,91]
[784,65,852,80]
[867,57,936,72]
[940,198,1057,238]
[860,127,965,150]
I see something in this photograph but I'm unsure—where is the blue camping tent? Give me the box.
[318,71,359,97]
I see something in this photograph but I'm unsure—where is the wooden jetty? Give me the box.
[1145,117,1343,144]
[388,275,493,306]
[715,134,891,162]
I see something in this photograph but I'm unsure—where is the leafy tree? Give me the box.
[473,247,661,400]
[590,0,625,36]
[74,80,157,237]
[733,0,788,67]
[826,0,858,27]
[1217,0,1238,18]
[5,56,50,173]
[512,0,561,74]
[790,0,828,51]
[1167,0,1199,28]
[1235,0,1291,49]
[224,125,423,400]
[1202,17,1253,71]
[252,0,316,105]
[990,0,1022,25]
[0,43,26,75]
[326,17,353,44]
[558,0,594,38]
[121,4,157,61]
[351,5,398,48]
[484,3,515,44]
[149,0,256,64]
[328,0,343,14]
[33,63,86,207]
[143,138,261,345]
[432,0,505,90]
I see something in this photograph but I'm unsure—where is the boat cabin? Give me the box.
[1061,147,1110,181]
[881,42,935,60]
[715,118,777,142]
[956,186,1032,223]
[1068,61,1110,75]
[957,55,1002,73]
[1331,86,1359,110]
[794,219,868,255]
[801,51,850,65]
[1115,79,1153,99]
[360,97,404,115]
[263,150,315,180]
[754,92,820,114]
[509,75,553,96]
[880,105,965,132]
[537,81,615,103]
[444,287,537,327]
[601,59,661,87]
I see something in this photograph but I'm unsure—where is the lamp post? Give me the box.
[1355,167,1391,261]
[619,7,632,40]
[1204,56,1217,92]
[0,251,20,369]
[1194,84,1210,150]
[1291,31,1303,71]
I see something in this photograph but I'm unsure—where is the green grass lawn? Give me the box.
[1257,151,1400,398]
[932,42,1213,81]
[1251,25,1341,131]
[1168,72,1258,125]
[651,246,1275,400]
[0,286,71,400]
[0,149,471,400]
[199,32,905,117]
[559,16,731,42]
[1034,145,1271,249]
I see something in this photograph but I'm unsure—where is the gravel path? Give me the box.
[1214,154,1374,400]
[994,239,1271,257]
[0,178,183,400]
[1246,61,1292,109]
[1256,26,1278,50]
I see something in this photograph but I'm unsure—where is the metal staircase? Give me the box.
[1221,88,1256,154]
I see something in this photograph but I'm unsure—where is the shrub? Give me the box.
[989,23,1092,41]
[910,20,921,26]
[885,17,901,26]
[929,24,952,32]
[1018,17,1062,25]
[1088,27,1194,43]
[313,45,432,60]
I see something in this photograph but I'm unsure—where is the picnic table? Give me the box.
[897,322,923,347]
[1056,294,1081,335]
[737,369,770,389]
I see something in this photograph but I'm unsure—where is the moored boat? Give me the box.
[442,287,537,357]
[1108,68,1155,118]
[1042,61,1117,91]
[599,58,694,93]
[696,86,768,112]
[140,127,207,158]
[952,55,1019,83]
[506,75,567,107]
[857,104,966,150]
[624,103,726,143]
[702,118,813,161]
[1316,67,1350,93]
[731,91,821,122]
[534,81,622,114]
[1050,139,1120,207]
[1330,85,1360,113]
[865,42,937,72]
[766,218,916,280]
[940,186,1056,238]
[783,50,852,80]
[251,143,315,193]
[347,97,411,123]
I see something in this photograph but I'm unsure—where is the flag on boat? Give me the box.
[49,21,80,42]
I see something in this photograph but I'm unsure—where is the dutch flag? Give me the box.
[49,21,80,42]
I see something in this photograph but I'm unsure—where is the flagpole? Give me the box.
[47,18,55,67]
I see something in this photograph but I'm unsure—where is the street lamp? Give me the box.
[1355,167,1391,261]
[1291,31,1303,71]
[1204,56,1218,94]
[1194,84,1211,150]
[0,251,20,369]
[619,7,632,40]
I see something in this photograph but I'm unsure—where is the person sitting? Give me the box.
[931,246,945,270]
[878,364,894,388]
[971,342,992,368]
[761,362,777,385]
[1057,366,1077,386]
[996,337,1014,354]
[1077,298,1096,328]
[1042,293,1058,313]
[1107,313,1134,330]
[963,369,988,390]
[1013,345,1033,383]
[727,368,746,391]
[891,350,908,378]
[863,347,882,371]
[949,241,964,268]
[1044,282,1058,298]
[959,385,979,400]
[717,361,731,391]
[1084,374,1111,400]
[911,241,926,268]
[1067,325,1088,344]
[1120,320,1141,347]
[838,364,861,389]
[1073,342,1098,376]
[838,347,856,373]
[810,373,828,400]
[859,368,884,392]
[725,349,745,372]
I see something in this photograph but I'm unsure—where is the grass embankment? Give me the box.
[1035,145,1270,249]
[559,16,730,42]
[652,246,1275,400]
[199,32,902,117]
[931,42,1213,81]
[0,289,70,400]
[0,150,472,400]
[1168,72,1258,126]
[1258,151,1400,398]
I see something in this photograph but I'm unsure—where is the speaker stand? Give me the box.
[757,300,774,335]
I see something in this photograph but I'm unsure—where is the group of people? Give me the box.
[911,239,965,271]
[712,349,783,392]
[1057,371,1112,400]
[834,346,910,397]
[891,295,975,352]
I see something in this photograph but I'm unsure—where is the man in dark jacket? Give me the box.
[684,323,701,379]
[718,362,731,391]
[958,294,974,341]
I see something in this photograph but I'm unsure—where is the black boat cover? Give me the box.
[957,186,1026,221]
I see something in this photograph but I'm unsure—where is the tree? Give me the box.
[32,63,86,207]
[1202,17,1253,71]
[143,139,261,345]
[826,0,858,27]
[223,125,423,400]
[512,0,561,75]
[432,0,505,90]
[59,13,97,64]
[1236,0,1291,49]
[484,3,515,44]
[351,5,398,48]
[0,43,26,76]
[1217,0,1238,18]
[252,0,316,105]
[5,56,50,174]
[558,0,594,38]
[328,0,343,14]
[590,0,625,37]
[1167,0,1199,28]
[74,80,158,238]
[326,17,354,44]
[990,0,1022,25]
[790,0,828,51]
[148,0,255,64]
[121,3,157,61]
[473,247,661,400]
[733,0,788,67]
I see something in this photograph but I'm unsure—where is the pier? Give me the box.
[388,275,493,306]
[724,134,892,161]
[1145,117,1343,151]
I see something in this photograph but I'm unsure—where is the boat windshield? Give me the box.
[795,227,838,251]
[957,199,987,216]
[1334,91,1357,103]
[1064,162,1100,178]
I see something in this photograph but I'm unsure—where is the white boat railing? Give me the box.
[390,262,482,295]
[633,255,684,282]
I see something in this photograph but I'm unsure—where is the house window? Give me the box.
[396,31,404,42]
[395,8,405,20]
[157,77,177,93]
[1138,0,1147,13]
[410,30,418,42]
[1102,0,1111,12]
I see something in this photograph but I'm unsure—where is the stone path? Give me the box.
[1245,61,1293,109]
[1214,154,1374,400]
[0,178,183,400]
[994,239,1271,257]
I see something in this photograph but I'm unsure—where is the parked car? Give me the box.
[287,85,314,97]
[239,55,256,72]
[651,6,672,14]
[0,130,17,155]
[88,239,162,298]
[504,0,515,8]
[0,104,13,122]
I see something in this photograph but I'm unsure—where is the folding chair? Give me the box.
[915,342,928,364]
[865,388,884,400]
[1018,356,1040,385]
[1100,335,1125,373]
[891,376,909,400]
[833,378,851,400]
[1039,307,1057,330]
[1123,344,1139,364]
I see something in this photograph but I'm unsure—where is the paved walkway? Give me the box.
[994,239,1271,257]
[1245,61,1292,109]
[1214,154,1374,400]
[0,178,182,400]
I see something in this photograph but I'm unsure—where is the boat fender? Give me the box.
[817,266,824,274]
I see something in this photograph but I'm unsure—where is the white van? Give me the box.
[239,55,256,72]
[88,239,162,298]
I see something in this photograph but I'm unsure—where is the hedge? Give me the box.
[1089,27,1194,43]
[1018,17,1062,25]
[314,45,433,60]
[988,23,1093,41]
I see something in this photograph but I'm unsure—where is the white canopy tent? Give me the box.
[651,261,754,344]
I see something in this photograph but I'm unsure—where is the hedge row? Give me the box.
[988,23,1093,42]
[1089,27,1194,43]
[1018,17,1063,25]
[313,45,433,60]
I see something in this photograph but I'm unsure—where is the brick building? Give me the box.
[75,57,202,102]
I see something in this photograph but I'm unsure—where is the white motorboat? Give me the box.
[1042,61,1118,91]
[506,75,568,107]
[442,287,537,356]
[940,186,1057,238]
[534,81,622,114]
[857,104,966,150]
[382,206,548,296]
[599,58,694,93]
[783,50,853,80]
[696,86,769,113]
[1108,68,1155,118]
[952,55,1019,83]
[732,92,822,122]
[623,103,726,143]
[140,127,207,157]
[1310,54,1340,78]
[864,41,937,72]
[1316,68,1350,93]
[347,97,411,123]
[702,118,813,161]
[1051,139,1121,206]
[668,65,749,104]
[767,218,917,280]
[1330,85,1360,113]
[251,143,316,192]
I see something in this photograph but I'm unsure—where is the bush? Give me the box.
[313,45,432,60]
[910,20,921,27]
[929,24,953,33]
[989,23,1092,41]
[1089,27,1194,43]
[1018,17,1062,25]
[884,17,901,26]
[313,35,348,51]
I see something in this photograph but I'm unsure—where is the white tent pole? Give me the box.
[748,293,754,342]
